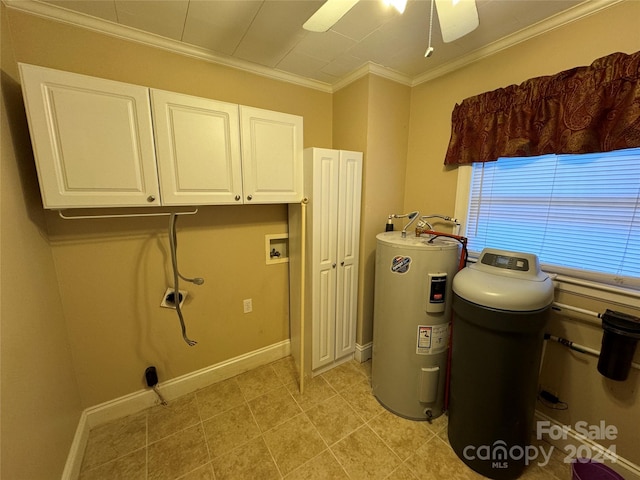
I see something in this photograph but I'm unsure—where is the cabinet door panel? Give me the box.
[335,151,363,360]
[19,64,160,208]
[240,106,303,203]
[313,268,336,369]
[309,149,339,370]
[151,90,242,205]
[337,152,362,267]
[336,262,357,357]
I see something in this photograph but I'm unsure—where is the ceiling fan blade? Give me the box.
[434,0,479,43]
[303,0,360,32]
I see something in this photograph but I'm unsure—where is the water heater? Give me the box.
[372,231,460,420]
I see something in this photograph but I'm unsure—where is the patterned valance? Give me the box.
[444,51,640,165]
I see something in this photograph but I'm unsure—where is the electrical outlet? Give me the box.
[243,298,252,313]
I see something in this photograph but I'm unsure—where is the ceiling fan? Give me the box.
[303,0,479,55]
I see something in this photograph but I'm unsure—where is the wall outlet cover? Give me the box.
[243,298,253,313]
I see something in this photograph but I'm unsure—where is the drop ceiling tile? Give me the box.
[234,0,322,67]
[321,54,368,77]
[453,0,582,51]
[385,41,465,76]
[292,30,357,63]
[310,70,342,84]
[510,0,583,24]
[114,0,189,40]
[41,0,118,22]
[347,27,409,65]
[181,0,262,55]
[277,50,328,78]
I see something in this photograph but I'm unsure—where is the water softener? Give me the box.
[371,231,460,420]
[448,248,554,480]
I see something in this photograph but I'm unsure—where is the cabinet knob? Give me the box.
[341,261,345,266]
[247,194,253,201]
[147,195,156,203]
[332,263,336,268]
[235,195,241,201]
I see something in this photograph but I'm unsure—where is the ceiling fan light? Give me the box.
[434,0,479,43]
[384,0,408,14]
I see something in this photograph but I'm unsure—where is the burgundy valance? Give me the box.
[443,51,640,165]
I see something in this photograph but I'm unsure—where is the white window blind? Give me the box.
[466,148,640,289]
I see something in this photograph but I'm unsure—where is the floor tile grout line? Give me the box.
[338,389,375,425]
[261,431,287,479]
[195,394,214,477]
[361,419,408,467]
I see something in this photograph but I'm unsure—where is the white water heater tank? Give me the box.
[372,231,460,420]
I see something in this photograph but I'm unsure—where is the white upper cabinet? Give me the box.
[19,64,304,209]
[151,90,242,205]
[240,106,303,204]
[19,63,160,208]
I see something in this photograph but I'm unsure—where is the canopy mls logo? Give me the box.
[463,421,619,469]
[462,441,554,469]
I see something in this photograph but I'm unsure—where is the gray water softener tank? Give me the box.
[448,248,554,480]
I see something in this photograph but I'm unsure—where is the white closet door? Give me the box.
[335,151,363,359]
[311,149,339,370]
[240,106,303,204]
[19,63,160,208]
[151,90,242,205]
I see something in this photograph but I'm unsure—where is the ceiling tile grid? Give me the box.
[30,0,604,88]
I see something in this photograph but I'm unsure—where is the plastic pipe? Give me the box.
[545,334,640,371]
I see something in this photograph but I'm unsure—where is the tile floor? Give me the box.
[78,358,570,480]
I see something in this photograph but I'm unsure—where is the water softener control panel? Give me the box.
[426,273,447,313]
[480,252,529,271]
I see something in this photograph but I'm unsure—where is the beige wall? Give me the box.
[1,4,83,479]
[333,75,411,346]
[361,76,411,345]
[3,6,332,409]
[405,0,640,466]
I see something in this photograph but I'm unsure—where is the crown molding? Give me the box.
[4,0,625,93]
[411,0,625,86]
[333,62,413,92]
[3,0,334,93]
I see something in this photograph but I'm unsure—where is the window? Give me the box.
[462,148,640,290]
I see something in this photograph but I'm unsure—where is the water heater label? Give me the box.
[391,255,412,274]
[417,324,450,355]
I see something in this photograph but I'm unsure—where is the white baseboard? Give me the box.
[355,341,372,363]
[534,410,640,480]
[62,340,290,480]
[61,411,89,480]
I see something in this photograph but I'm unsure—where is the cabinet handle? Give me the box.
[235,195,241,201]
[332,263,336,268]
[147,195,156,203]
[247,195,253,201]
[341,261,345,266]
